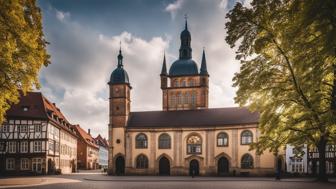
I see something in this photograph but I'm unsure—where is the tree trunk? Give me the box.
[331,62,336,111]
[317,137,328,182]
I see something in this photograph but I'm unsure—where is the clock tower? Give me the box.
[108,48,131,175]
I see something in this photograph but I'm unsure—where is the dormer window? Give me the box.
[22,106,29,112]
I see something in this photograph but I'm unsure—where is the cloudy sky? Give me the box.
[37,0,252,138]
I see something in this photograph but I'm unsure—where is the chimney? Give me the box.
[88,129,91,135]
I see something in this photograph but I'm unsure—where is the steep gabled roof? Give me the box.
[5,92,48,119]
[127,107,259,129]
[94,134,109,148]
[74,125,99,149]
[5,92,77,137]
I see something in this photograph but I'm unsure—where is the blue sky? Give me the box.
[37,0,252,138]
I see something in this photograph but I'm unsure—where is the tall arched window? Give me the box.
[181,80,186,87]
[191,91,196,106]
[241,154,253,169]
[170,95,176,106]
[189,80,194,86]
[187,135,202,154]
[177,93,182,105]
[241,130,253,145]
[158,133,171,149]
[136,154,148,169]
[174,80,179,87]
[217,132,229,147]
[135,133,148,149]
[185,93,191,104]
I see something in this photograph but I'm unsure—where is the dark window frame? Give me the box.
[136,154,148,169]
[241,153,254,169]
[186,135,202,155]
[135,133,148,149]
[217,132,229,147]
[241,130,253,145]
[158,133,171,149]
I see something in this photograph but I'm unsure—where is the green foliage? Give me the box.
[0,0,50,123]
[225,0,336,179]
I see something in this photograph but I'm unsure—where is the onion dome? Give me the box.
[109,49,130,84]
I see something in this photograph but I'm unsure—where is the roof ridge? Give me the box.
[130,107,246,114]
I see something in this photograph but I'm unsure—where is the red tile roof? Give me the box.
[73,125,99,149]
[5,92,77,137]
[6,92,48,119]
[94,134,109,148]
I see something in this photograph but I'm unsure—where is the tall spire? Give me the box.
[160,52,167,76]
[200,48,209,76]
[184,14,188,30]
[117,41,123,68]
[179,16,192,59]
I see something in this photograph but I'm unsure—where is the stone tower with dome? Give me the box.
[107,19,278,176]
[161,20,209,111]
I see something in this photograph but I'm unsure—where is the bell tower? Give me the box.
[108,48,131,175]
[162,18,209,111]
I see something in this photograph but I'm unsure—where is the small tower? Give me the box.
[162,18,210,111]
[160,53,168,89]
[200,49,209,86]
[160,53,168,110]
[108,48,131,175]
[200,49,209,108]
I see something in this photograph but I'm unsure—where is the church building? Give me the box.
[107,20,278,176]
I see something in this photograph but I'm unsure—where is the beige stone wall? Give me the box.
[120,125,276,176]
[163,75,208,111]
[59,130,77,174]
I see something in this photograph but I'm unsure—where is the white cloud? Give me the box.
[163,0,240,108]
[219,0,228,9]
[41,1,243,138]
[40,11,169,138]
[56,10,70,22]
[165,0,184,19]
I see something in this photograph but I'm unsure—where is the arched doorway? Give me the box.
[115,156,125,175]
[159,157,170,175]
[218,157,229,175]
[189,159,199,176]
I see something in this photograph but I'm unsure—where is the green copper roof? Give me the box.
[169,59,199,76]
[109,49,130,84]
[110,67,129,84]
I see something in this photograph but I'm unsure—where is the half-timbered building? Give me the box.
[308,145,336,175]
[0,92,78,175]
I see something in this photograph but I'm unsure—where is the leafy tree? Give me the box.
[0,0,50,123]
[225,0,336,181]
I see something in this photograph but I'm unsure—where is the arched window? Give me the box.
[191,91,196,106]
[187,135,202,154]
[174,80,179,87]
[136,154,148,169]
[158,133,171,149]
[170,95,176,106]
[189,80,194,86]
[135,133,148,149]
[185,93,191,104]
[217,132,228,147]
[177,93,182,105]
[241,154,253,169]
[241,130,253,145]
[181,80,186,87]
